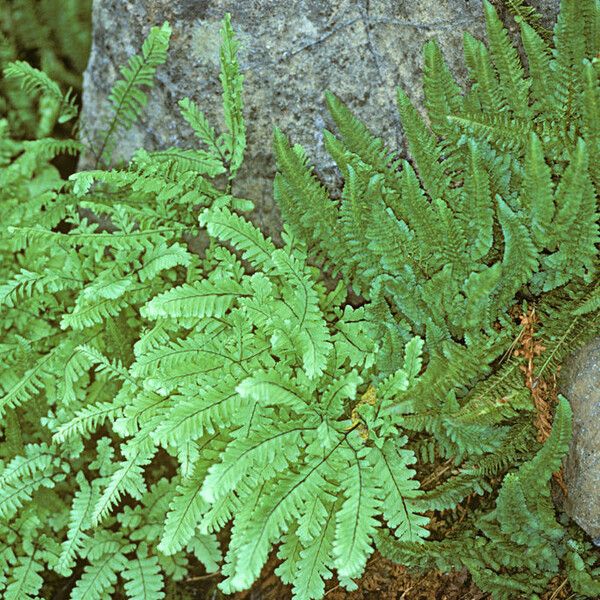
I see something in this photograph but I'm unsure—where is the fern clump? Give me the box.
[379,396,577,598]
[1,2,599,599]
[0,15,246,599]
[149,210,430,597]
[0,13,429,600]
[274,0,599,596]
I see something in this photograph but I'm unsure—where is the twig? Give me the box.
[185,572,221,582]
[548,578,569,600]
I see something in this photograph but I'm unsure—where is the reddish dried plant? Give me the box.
[513,307,567,495]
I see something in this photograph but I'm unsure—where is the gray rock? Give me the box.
[79,0,559,238]
[561,339,600,543]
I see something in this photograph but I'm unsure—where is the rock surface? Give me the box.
[561,339,600,543]
[79,0,559,237]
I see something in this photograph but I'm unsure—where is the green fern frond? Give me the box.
[503,0,552,40]
[324,91,398,175]
[3,60,78,123]
[396,89,449,202]
[219,13,246,178]
[92,439,157,525]
[3,552,44,600]
[142,278,250,319]
[55,472,97,576]
[122,546,165,600]
[423,39,464,135]
[199,206,277,270]
[483,1,531,118]
[95,22,172,166]
[70,548,128,600]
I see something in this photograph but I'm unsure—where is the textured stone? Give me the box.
[79,0,559,237]
[561,339,600,543]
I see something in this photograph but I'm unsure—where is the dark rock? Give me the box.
[561,339,600,542]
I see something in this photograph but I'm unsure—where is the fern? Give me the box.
[122,546,165,600]
[70,547,128,600]
[273,1,599,597]
[1,3,599,600]
[3,60,78,123]
[218,13,246,179]
[55,472,97,576]
[94,22,172,166]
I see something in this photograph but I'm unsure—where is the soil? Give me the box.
[186,549,576,600]
[187,551,487,600]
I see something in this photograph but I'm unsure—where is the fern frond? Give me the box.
[53,399,125,443]
[0,444,63,519]
[333,445,379,579]
[495,198,539,305]
[396,89,449,202]
[273,127,341,265]
[293,504,337,600]
[372,440,429,541]
[0,342,68,416]
[187,533,222,573]
[517,396,572,491]
[70,549,128,600]
[55,472,97,576]
[423,39,464,135]
[580,59,600,192]
[199,206,276,270]
[522,132,554,247]
[177,93,218,146]
[152,379,242,447]
[520,21,558,115]
[461,141,494,259]
[463,32,504,114]
[143,278,250,319]
[95,22,172,166]
[220,454,334,593]
[3,60,77,123]
[4,552,44,600]
[158,468,211,555]
[122,546,165,600]
[503,0,551,40]
[137,147,225,177]
[324,91,398,175]
[541,138,598,291]
[219,13,246,178]
[92,440,157,525]
[201,421,308,504]
[483,1,531,118]
[270,249,333,378]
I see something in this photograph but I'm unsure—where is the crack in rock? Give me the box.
[245,15,477,72]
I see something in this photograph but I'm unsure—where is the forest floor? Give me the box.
[187,548,575,600]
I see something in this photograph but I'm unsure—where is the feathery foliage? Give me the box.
[274,0,600,596]
[0,0,91,138]
[0,15,248,599]
[1,2,599,599]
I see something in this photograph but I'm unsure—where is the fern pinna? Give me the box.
[1,2,600,600]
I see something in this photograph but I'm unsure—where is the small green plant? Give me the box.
[0,1,599,600]
[0,0,91,137]
[274,0,599,596]
[0,12,433,595]
[0,16,243,599]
